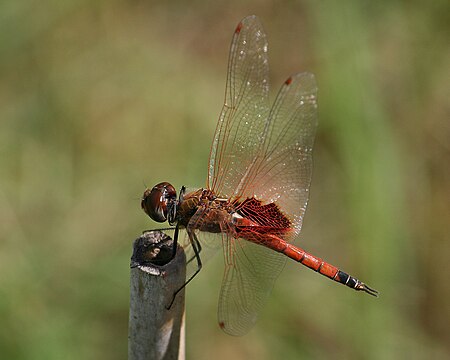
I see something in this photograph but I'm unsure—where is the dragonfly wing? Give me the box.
[217,230,286,336]
[208,15,318,235]
[237,73,318,235]
[208,15,270,198]
[216,74,317,335]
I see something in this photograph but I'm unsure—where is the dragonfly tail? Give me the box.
[355,281,379,297]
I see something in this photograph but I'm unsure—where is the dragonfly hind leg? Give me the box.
[186,239,202,265]
[166,229,203,309]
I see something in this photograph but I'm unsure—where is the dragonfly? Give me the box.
[141,15,378,336]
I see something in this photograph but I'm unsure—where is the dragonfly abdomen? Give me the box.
[255,234,379,297]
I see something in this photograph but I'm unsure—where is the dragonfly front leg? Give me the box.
[171,224,180,259]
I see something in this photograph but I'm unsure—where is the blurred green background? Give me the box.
[1,0,449,359]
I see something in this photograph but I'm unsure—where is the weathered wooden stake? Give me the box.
[128,231,186,360]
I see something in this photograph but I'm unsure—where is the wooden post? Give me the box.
[128,231,186,360]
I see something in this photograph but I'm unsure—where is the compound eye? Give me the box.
[141,182,177,223]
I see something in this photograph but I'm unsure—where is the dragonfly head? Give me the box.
[141,182,177,224]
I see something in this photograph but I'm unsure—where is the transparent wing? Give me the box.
[216,74,317,335]
[217,231,287,336]
[206,16,318,335]
[239,73,318,234]
[208,15,270,198]
[182,201,288,336]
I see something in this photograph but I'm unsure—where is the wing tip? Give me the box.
[283,72,318,93]
[236,15,260,34]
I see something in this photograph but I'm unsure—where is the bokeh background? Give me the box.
[1,0,449,359]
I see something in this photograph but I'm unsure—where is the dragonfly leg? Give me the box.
[171,224,180,259]
[186,239,202,265]
[141,226,179,262]
[141,226,174,234]
[166,229,202,309]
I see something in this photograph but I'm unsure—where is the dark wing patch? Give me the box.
[236,197,291,229]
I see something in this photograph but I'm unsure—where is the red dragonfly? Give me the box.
[141,15,378,336]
